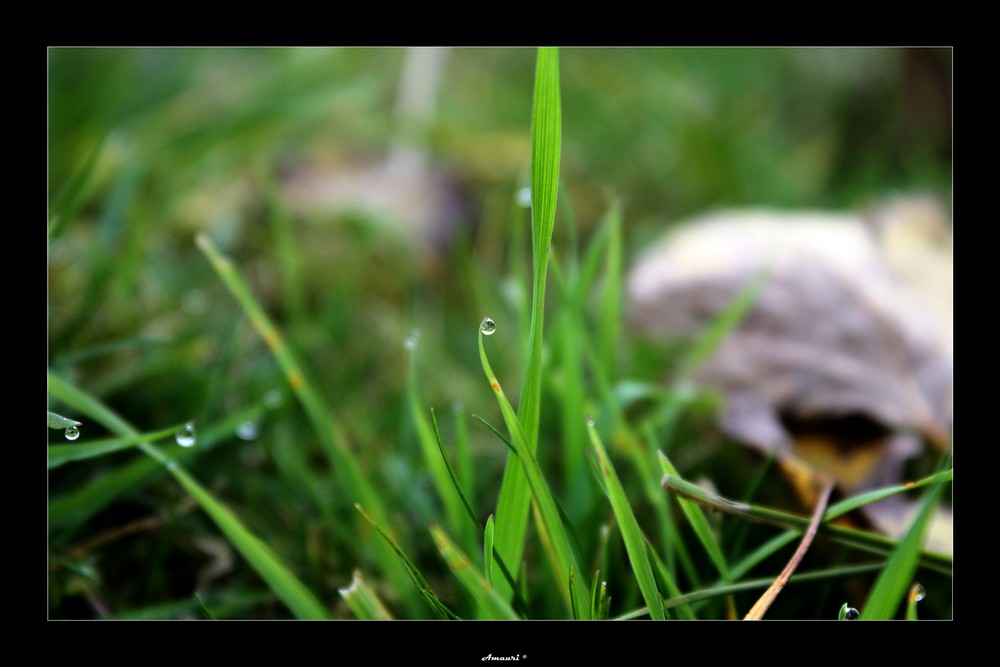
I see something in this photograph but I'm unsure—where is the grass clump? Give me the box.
[48,47,951,620]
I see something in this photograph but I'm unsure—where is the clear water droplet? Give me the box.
[480,316,496,336]
[64,426,80,441]
[585,415,595,427]
[235,420,260,441]
[909,582,926,603]
[405,328,421,351]
[516,187,532,208]
[844,607,860,620]
[264,389,282,409]
[175,422,197,447]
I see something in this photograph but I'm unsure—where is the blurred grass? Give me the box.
[48,47,951,620]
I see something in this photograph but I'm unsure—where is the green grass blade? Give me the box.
[339,570,394,620]
[48,411,82,429]
[587,419,666,619]
[354,504,457,620]
[862,478,948,620]
[167,461,331,619]
[47,373,330,619]
[430,523,519,620]
[48,423,185,469]
[479,320,590,617]
[657,451,731,581]
[484,514,496,586]
[408,352,470,547]
[492,47,561,602]
[663,470,953,577]
[195,232,412,604]
[48,131,106,239]
[645,541,696,619]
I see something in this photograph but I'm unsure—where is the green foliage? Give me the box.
[48,47,951,619]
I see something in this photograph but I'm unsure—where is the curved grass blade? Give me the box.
[587,419,666,619]
[46,373,330,619]
[479,320,590,617]
[658,452,730,581]
[492,47,561,603]
[430,523,519,620]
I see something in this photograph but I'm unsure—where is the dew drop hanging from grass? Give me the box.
[405,328,422,351]
[235,420,260,441]
[481,317,496,336]
[64,426,80,441]
[175,422,197,447]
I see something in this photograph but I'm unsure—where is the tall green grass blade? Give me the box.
[492,47,561,603]
[658,451,731,581]
[430,523,519,620]
[47,373,330,619]
[479,320,590,617]
[586,419,666,619]
[862,478,948,620]
[339,570,394,620]
[48,423,186,469]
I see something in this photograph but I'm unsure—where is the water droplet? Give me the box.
[405,328,422,351]
[64,426,80,441]
[451,400,464,415]
[585,415,595,427]
[844,607,860,620]
[909,582,926,603]
[516,187,532,208]
[480,317,496,336]
[175,422,197,447]
[235,420,260,441]
[264,390,282,409]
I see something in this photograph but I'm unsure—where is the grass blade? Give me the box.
[430,523,519,620]
[195,232,413,606]
[492,47,561,602]
[662,470,953,575]
[354,504,457,619]
[339,570,394,620]
[167,461,331,619]
[479,320,590,617]
[587,419,666,619]
[658,451,731,581]
[47,373,330,619]
[862,476,948,620]
[48,423,186,469]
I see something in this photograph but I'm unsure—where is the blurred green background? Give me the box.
[47,47,951,619]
